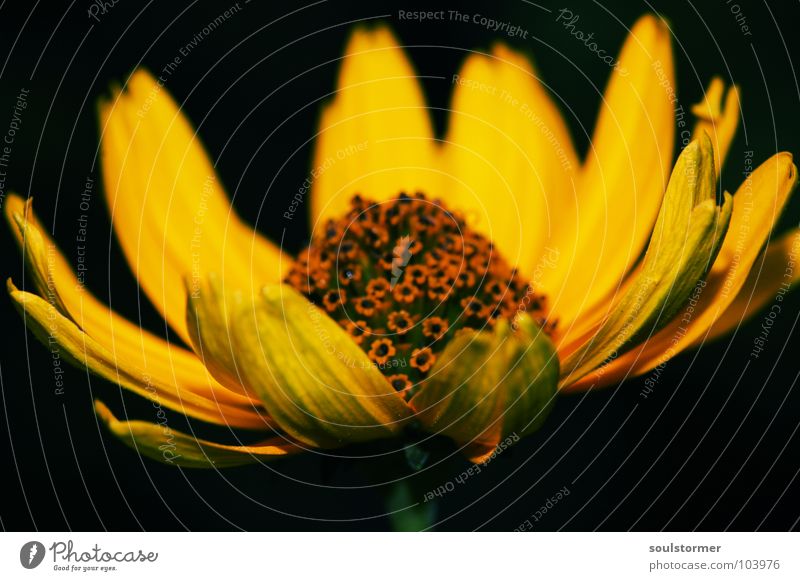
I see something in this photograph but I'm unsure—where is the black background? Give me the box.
[0,0,798,531]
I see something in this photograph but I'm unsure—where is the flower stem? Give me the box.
[385,478,437,532]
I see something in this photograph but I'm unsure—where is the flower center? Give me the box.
[285,193,553,398]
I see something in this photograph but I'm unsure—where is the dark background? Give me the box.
[0,0,798,531]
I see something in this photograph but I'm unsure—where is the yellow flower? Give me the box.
[5,16,797,467]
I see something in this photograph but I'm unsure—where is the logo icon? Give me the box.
[20,541,46,569]
[390,235,414,289]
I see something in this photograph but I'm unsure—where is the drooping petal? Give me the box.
[443,44,579,274]
[4,194,257,409]
[543,15,676,326]
[5,195,71,315]
[95,401,300,468]
[559,135,732,388]
[185,273,251,397]
[561,78,741,355]
[311,26,440,225]
[190,281,413,448]
[564,152,797,390]
[410,315,558,452]
[702,229,800,342]
[691,78,740,176]
[99,69,285,344]
[8,281,269,429]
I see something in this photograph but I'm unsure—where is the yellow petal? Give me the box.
[559,135,732,388]
[95,401,300,468]
[564,151,796,391]
[443,44,579,273]
[561,78,741,349]
[193,282,413,447]
[311,26,440,224]
[185,273,251,397]
[543,15,676,326]
[702,229,800,342]
[99,69,285,344]
[8,281,269,429]
[4,193,257,409]
[5,195,72,316]
[691,78,740,176]
[711,153,796,278]
[410,315,558,449]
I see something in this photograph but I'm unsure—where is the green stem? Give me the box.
[385,478,437,532]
